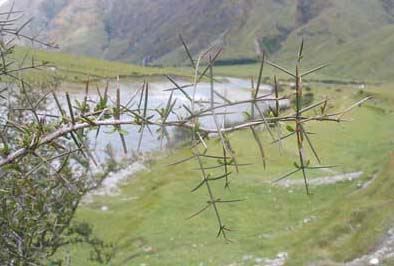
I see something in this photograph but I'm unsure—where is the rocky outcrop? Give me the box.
[295,0,331,25]
[381,0,394,23]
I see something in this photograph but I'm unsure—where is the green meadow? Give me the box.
[3,2,394,265]
[13,47,188,84]
[57,77,394,265]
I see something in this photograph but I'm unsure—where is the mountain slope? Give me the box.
[3,0,394,80]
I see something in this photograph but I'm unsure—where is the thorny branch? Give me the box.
[0,17,371,259]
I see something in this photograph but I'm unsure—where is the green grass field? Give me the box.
[3,2,394,264]
[55,82,394,265]
[13,47,188,84]
[12,45,385,88]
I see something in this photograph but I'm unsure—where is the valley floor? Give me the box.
[57,83,394,266]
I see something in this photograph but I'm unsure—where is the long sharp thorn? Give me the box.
[116,88,128,154]
[187,204,210,220]
[65,92,75,125]
[298,38,304,63]
[179,34,196,68]
[223,147,230,189]
[273,168,301,183]
[337,96,372,119]
[216,199,244,203]
[266,60,296,78]
[168,155,195,166]
[82,76,89,115]
[167,75,192,102]
[191,179,206,192]
[251,127,266,168]
[197,47,223,82]
[301,165,310,195]
[209,172,232,181]
[255,51,265,98]
[300,125,321,164]
[274,76,283,152]
[137,82,149,152]
[301,64,329,77]
[69,132,87,159]
[306,165,338,170]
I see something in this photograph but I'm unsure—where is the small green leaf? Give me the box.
[286,125,295,132]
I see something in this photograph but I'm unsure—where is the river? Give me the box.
[59,77,287,161]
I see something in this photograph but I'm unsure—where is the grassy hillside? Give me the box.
[55,82,394,265]
[3,2,393,264]
[5,0,394,81]
[13,47,187,83]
